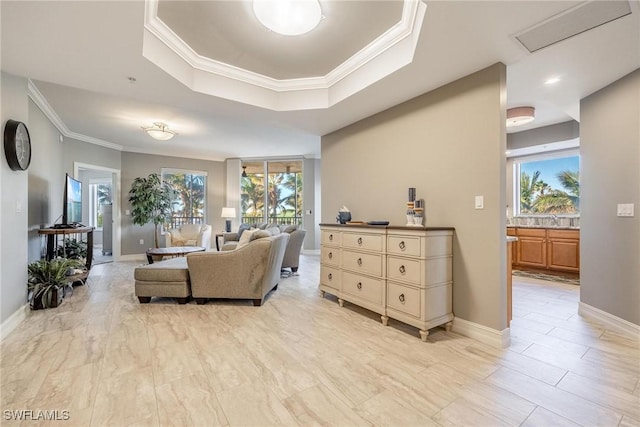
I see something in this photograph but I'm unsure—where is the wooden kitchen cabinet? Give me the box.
[510,227,580,274]
[516,228,547,269]
[547,229,580,272]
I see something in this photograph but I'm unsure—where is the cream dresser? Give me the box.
[320,224,454,341]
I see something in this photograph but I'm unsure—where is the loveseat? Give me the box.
[165,223,212,249]
[222,223,306,272]
[188,233,288,306]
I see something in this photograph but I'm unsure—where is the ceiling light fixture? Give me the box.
[506,106,535,128]
[142,122,176,140]
[544,76,561,85]
[252,0,322,36]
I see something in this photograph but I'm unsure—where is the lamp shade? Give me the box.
[221,207,236,218]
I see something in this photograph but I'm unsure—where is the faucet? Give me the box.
[551,214,558,226]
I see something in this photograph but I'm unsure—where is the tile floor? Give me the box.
[1,254,638,426]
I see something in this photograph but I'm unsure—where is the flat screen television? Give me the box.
[63,174,83,226]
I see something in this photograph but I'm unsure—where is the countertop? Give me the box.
[507,225,580,230]
[320,223,455,231]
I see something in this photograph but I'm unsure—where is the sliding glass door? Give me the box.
[241,160,302,225]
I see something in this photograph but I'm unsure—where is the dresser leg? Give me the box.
[338,298,344,307]
[419,329,429,342]
[381,315,388,326]
[320,290,326,297]
[445,321,452,332]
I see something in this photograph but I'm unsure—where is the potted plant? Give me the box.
[27,258,83,309]
[128,173,175,248]
[55,237,88,262]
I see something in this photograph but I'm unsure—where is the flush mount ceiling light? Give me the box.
[142,122,176,140]
[252,0,322,36]
[506,106,535,128]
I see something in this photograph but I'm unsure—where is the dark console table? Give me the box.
[38,226,95,271]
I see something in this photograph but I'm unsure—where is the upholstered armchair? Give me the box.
[165,223,212,249]
[187,233,289,306]
[281,228,306,273]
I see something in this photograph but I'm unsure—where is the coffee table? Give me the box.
[146,246,205,264]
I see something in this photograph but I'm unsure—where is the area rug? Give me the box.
[512,269,580,286]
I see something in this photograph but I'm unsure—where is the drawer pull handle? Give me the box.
[328,252,333,260]
[399,241,406,250]
[328,273,332,280]
[399,293,405,303]
[329,234,333,241]
[357,237,363,245]
[357,282,362,290]
[357,258,362,266]
[399,265,406,274]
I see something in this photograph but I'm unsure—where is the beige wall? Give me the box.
[322,64,508,330]
[120,152,226,255]
[580,69,640,326]
[1,72,29,324]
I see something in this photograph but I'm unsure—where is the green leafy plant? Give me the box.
[54,237,88,260]
[27,258,83,309]
[128,173,176,248]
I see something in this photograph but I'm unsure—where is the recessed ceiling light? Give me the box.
[544,76,561,85]
[253,0,322,36]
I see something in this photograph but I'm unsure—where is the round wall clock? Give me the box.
[4,119,31,171]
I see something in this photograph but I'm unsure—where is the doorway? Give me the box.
[74,162,121,263]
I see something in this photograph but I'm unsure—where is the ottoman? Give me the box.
[134,257,191,304]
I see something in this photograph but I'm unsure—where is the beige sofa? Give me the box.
[187,233,289,306]
[222,224,305,272]
[165,223,212,249]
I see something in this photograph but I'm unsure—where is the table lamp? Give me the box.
[221,207,236,232]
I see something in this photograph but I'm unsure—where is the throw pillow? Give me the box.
[250,230,271,241]
[282,224,298,233]
[265,226,280,236]
[237,223,251,239]
[237,228,257,248]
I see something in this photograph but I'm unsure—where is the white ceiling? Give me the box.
[1,1,638,162]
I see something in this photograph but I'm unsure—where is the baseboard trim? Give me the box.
[302,249,320,256]
[452,317,510,348]
[579,302,640,338]
[1,304,29,341]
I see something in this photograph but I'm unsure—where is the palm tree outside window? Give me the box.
[515,154,580,215]
[161,168,207,228]
[241,160,302,226]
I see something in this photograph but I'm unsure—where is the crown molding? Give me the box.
[142,0,427,111]
[27,81,124,152]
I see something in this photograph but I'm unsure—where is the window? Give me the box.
[241,160,302,225]
[88,180,112,229]
[161,168,207,228]
[514,152,580,215]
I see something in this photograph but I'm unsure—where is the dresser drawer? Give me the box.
[387,256,422,285]
[342,272,384,305]
[321,247,341,267]
[387,235,422,257]
[320,265,341,290]
[342,232,383,252]
[321,230,341,246]
[387,282,421,318]
[342,250,382,276]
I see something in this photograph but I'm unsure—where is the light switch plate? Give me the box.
[617,203,635,217]
[475,196,484,209]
